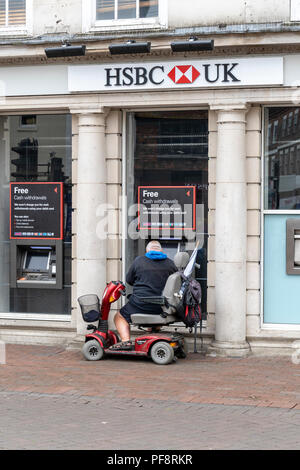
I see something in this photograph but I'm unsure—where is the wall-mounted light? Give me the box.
[171,38,214,53]
[109,40,151,55]
[45,43,86,58]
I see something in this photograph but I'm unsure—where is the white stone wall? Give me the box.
[29,0,291,38]
[168,0,290,28]
[32,0,82,36]
[71,114,78,330]
[105,110,123,329]
[245,107,262,338]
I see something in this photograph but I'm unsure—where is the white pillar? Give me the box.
[75,109,108,335]
[210,104,250,357]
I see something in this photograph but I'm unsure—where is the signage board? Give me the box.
[69,57,283,92]
[10,182,63,240]
[0,56,289,97]
[138,186,196,230]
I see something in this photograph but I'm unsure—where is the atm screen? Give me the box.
[160,242,180,260]
[24,252,49,272]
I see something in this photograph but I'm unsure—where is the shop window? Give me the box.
[297,145,300,173]
[281,114,287,138]
[264,107,300,210]
[125,111,208,315]
[267,123,272,146]
[0,114,72,316]
[272,120,278,144]
[83,0,166,32]
[284,149,289,175]
[290,147,296,174]
[287,111,293,136]
[19,115,37,130]
[294,108,299,132]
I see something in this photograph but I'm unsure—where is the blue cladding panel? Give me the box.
[264,214,300,324]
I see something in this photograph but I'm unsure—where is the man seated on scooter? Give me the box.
[113,240,177,350]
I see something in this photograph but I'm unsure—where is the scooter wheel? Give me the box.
[150,341,174,365]
[82,339,104,361]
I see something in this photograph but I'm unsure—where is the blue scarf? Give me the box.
[145,251,167,260]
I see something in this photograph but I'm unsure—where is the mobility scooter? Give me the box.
[78,251,197,365]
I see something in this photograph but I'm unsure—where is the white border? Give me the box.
[261,104,300,330]
[82,0,168,33]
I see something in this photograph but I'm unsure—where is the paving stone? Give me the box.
[0,344,300,449]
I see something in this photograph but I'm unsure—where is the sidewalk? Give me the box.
[1,343,300,449]
[1,344,300,408]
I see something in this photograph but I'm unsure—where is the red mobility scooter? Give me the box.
[78,251,196,365]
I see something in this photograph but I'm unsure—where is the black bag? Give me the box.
[176,275,202,328]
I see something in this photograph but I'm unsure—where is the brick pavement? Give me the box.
[0,344,300,449]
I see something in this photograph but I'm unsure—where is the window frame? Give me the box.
[0,0,33,36]
[83,0,167,33]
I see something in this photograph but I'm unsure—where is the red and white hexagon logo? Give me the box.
[168,65,200,84]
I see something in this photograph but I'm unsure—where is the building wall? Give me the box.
[32,0,82,36]
[168,0,290,28]
[27,0,292,38]
[0,84,299,352]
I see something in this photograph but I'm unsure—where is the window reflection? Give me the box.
[140,0,158,18]
[118,0,136,19]
[96,0,158,21]
[96,0,114,20]
[265,107,300,210]
[0,115,72,315]
[0,0,26,27]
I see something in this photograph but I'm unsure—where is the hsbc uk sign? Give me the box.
[68,57,283,92]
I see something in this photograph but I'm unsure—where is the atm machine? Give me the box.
[10,240,63,289]
[10,181,64,290]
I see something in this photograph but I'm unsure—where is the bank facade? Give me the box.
[1,1,300,356]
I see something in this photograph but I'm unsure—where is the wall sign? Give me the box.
[138,186,196,230]
[10,182,63,240]
[69,57,283,92]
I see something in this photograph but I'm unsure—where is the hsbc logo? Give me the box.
[168,65,200,84]
[104,62,240,88]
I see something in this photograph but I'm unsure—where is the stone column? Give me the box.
[75,108,108,336]
[209,103,250,357]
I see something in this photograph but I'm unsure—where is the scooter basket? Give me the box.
[78,294,100,323]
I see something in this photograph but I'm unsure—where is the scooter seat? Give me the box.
[131,314,178,325]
